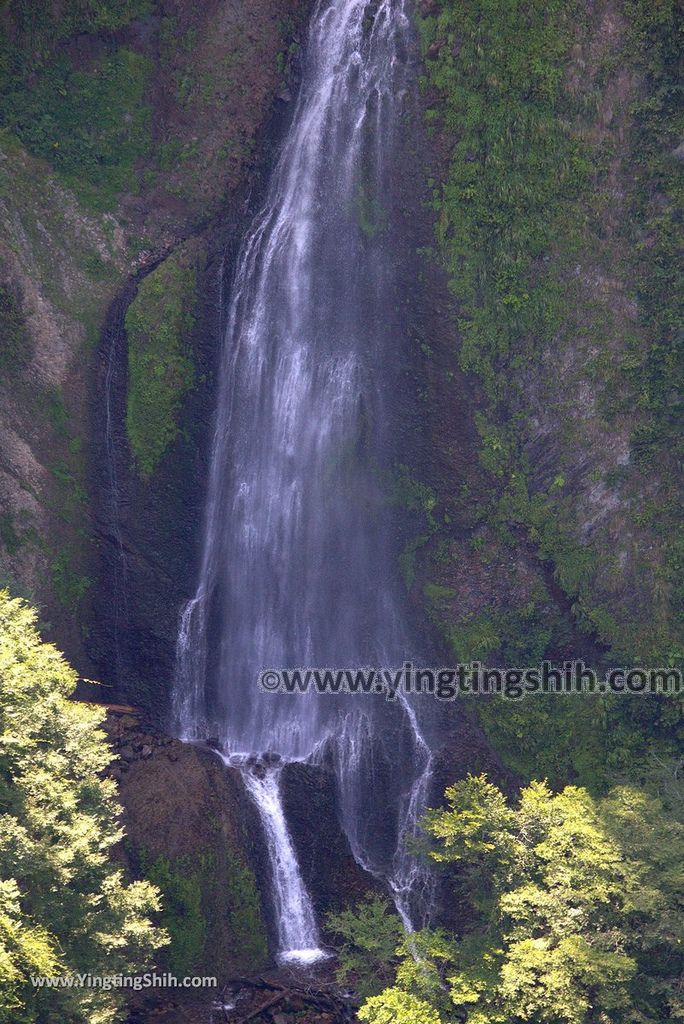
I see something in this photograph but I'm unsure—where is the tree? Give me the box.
[356,775,683,1024]
[326,895,404,998]
[0,591,166,1023]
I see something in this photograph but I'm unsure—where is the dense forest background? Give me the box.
[0,0,681,1021]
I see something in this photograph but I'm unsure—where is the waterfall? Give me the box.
[101,290,133,687]
[239,762,326,963]
[173,0,434,962]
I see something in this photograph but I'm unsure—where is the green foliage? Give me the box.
[139,845,267,977]
[50,548,92,612]
[45,389,68,437]
[390,465,439,589]
[479,691,682,792]
[429,777,684,1023]
[224,849,268,966]
[424,579,561,666]
[326,896,404,999]
[3,0,152,51]
[419,0,585,396]
[0,516,21,557]
[620,0,684,627]
[417,0,606,649]
[358,776,683,1024]
[0,514,38,563]
[141,854,206,978]
[0,591,166,1022]
[418,0,684,663]
[49,458,88,524]
[125,255,197,478]
[1,49,152,210]
[417,0,683,798]
[390,464,438,526]
[0,283,31,375]
[359,988,443,1024]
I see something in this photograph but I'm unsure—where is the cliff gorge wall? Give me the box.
[409,0,682,787]
[0,0,313,696]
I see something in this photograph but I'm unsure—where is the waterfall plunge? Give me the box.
[173,0,433,963]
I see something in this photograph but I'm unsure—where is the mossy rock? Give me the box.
[125,251,198,479]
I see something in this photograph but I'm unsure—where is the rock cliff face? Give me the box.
[106,711,271,979]
[403,0,682,789]
[0,0,314,695]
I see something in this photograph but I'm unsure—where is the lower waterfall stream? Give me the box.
[173,0,434,962]
[240,763,325,963]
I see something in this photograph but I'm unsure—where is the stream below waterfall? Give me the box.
[173,0,435,962]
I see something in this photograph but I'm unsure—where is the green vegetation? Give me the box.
[418,0,585,398]
[0,516,21,557]
[225,849,269,966]
[45,389,68,437]
[50,547,92,613]
[390,464,438,589]
[416,0,683,787]
[478,692,679,792]
[326,896,404,999]
[141,854,207,977]
[416,0,594,646]
[347,775,683,1024]
[417,0,683,661]
[125,254,197,478]
[140,846,267,977]
[48,459,88,523]
[620,0,684,636]
[1,49,152,210]
[0,513,38,563]
[0,591,166,1023]
[2,0,152,46]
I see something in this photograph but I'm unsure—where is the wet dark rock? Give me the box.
[280,761,380,924]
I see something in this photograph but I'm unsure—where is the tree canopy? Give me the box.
[0,591,166,1023]
[352,774,683,1024]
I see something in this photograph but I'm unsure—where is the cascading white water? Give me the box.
[173,0,434,962]
[240,764,326,963]
[389,697,434,930]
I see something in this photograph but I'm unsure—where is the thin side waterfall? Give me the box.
[389,697,434,930]
[239,764,324,963]
[173,0,434,962]
[101,291,132,687]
